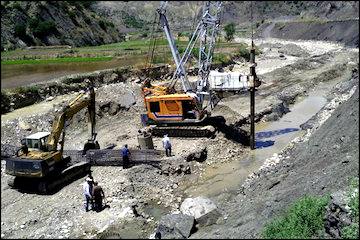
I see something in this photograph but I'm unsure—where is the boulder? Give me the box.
[180,196,221,227]
[160,159,191,176]
[103,73,119,84]
[18,120,32,131]
[324,191,353,238]
[154,214,195,239]
[108,102,121,116]
[185,147,207,162]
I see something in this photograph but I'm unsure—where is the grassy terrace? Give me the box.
[1,38,248,65]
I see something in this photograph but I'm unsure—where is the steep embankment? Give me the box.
[0,1,124,50]
[258,20,359,47]
[191,72,359,238]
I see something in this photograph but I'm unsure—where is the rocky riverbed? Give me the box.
[1,37,358,239]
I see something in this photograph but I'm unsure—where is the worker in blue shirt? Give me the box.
[121,144,131,169]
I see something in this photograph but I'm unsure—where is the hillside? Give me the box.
[1,1,124,51]
[1,1,359,50]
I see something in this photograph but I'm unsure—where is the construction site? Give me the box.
[1,1,359,239]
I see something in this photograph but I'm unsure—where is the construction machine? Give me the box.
[5,84,100,193]
[141,1,261,137]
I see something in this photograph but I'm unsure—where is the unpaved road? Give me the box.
[1,37,358,238]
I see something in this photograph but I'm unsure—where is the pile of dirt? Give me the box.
[258,19,359,47]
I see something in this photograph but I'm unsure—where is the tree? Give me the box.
[224,22,236,42]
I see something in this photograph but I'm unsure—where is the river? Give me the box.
[1,55,147,89]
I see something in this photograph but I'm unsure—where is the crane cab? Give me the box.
[142,93,207,125]
[21,132,50,152]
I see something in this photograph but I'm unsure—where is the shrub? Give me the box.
[33,20,57,38]
[235,42,262,61]
[237,42,250,60]
[99,20,107,30]
[29,17,40,30]
[122,12,144,29]
[14,24,27,38]
[224,22,236,42]
[68,11,76,20]
[261,195,329,239]
[29,18,57,38]
[12,2,22,11]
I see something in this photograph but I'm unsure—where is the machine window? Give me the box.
[165,100,179,111]
[33,139,39,148]
[150,102,160,112]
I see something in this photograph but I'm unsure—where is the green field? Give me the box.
[1,38,250,66]
[1,56,113,65]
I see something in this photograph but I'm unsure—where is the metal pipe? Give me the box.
[250,41,256,150]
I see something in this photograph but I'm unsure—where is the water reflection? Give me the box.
[256,127,300,139]
[255,140,275,149]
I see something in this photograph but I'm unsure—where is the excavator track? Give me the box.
[7,157,90,194]
[150,125,216,138]
[146,116,226,138]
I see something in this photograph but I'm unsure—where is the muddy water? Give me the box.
[182,92,327,198]
[1,55,146,89]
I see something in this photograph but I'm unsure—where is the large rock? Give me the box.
[324,191,353,238]
[185,147,207,162]
[154,214,195,239]
[180,196,221,227]
[18,120,32,131]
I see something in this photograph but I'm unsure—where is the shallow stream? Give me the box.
[181,91,328,198]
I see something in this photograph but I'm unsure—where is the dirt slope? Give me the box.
[191,76,359,238]
[258,20,359,47]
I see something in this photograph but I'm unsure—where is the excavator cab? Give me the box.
[143,93,207,125]
[20,132,50,153]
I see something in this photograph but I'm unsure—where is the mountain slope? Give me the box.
[1,1,124,50]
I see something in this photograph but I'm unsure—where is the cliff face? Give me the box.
[1,1,125,50]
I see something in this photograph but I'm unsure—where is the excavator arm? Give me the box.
[46,86,97,152]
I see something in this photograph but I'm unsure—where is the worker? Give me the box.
[83,177,93,212]
[92,181,105,212]
[121,144,131,169]
[162,134,172,157]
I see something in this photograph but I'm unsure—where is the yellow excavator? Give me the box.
[5,84,100,193]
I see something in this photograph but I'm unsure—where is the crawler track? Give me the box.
[146,116,226,138]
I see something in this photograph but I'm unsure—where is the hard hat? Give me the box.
[86,177,93,182]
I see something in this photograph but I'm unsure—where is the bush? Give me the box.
[235,42,262,61]
[33,20,57,38]
[261,195,329,239]
[29,17,39,30]
[224,22,236,42]
[68,11,76,20]
[14,24,27,38]
[237,42,250,60]
[122,12,144,29]
[14,23,33,44]
[29,18,57,38]
[99,20,107,30]
[12,2,22,11]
